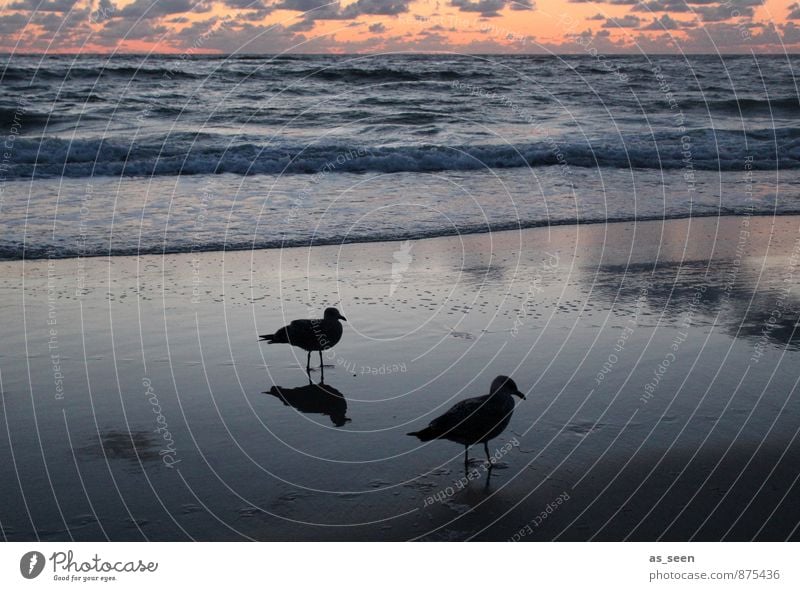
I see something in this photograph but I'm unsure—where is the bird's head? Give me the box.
[324,307,347,321]
[491,375,526,399]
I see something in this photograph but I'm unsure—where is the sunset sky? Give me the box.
[1,0,800,53]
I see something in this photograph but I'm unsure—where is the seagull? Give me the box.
[407,375,525,470]
[259,307,347,374]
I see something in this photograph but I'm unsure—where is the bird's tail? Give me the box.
[258,334,274,342]
[407,427,436,441]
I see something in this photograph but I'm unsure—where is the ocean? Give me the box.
[1,53,799,259]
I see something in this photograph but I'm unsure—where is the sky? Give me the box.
[1,0,800,54]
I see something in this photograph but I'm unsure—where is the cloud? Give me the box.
[790,3,800,19]
[641,14,695,30]
[781,21,800,41]
[95,16,170,43]
[6,0,78,11]
[450,0,506,17]
[221,0,271,7]
[161,19,319,52]
[668,20,780,51]
[450,0,532,18]
[275,0,412,18]
[368,21,386,33]
[275,0,339,11]
[602,15,640,28]
[587,12,606,20]
[9,6,93,41]
[0,12,33,35]
[631,0,761,13]
[341,0,412,17]
[116,0,212,19]
[287,17,316,30]
[695,4,754,22]
[276,0,413,31]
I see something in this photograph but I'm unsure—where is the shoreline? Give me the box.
[8,211,800,262]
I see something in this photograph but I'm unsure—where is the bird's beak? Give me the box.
[514,390,526,400]
[339,314,347,321]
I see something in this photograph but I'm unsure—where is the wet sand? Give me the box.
[1,215,800,541]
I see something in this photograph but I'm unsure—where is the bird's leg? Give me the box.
[484,441,493,468]
[464,445,469,473]
[319,350,323,369]
[306,350,311,374]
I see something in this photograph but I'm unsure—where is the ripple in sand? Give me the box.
[565,421,604,438]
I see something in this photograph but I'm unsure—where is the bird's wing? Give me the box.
[433,394,514,442]
[286,319,318,339]
[262,318,322,344]
[428,395,489,433]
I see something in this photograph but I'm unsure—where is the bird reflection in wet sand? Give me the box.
[408,375,525,473]
[265,380,351,427]
[259,307,347,379]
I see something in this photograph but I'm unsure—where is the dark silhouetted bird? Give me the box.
[259,307,346,374]
[408,375,525,469]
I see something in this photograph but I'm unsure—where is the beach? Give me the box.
[1,214,799,541]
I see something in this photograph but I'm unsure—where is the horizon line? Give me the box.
[5,51,800,57]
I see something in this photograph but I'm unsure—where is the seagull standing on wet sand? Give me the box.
[407,375,525,469]
[259,307,347,374]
